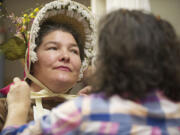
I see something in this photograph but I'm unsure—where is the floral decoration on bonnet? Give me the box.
[0,5,41,60]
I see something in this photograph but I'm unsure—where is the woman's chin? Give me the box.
[53,77,76,88]
[55,74,77,83]
[55,76,73,83]
[45,75,78,93]
[51,88,69,94]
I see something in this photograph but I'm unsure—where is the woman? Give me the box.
[0,0,96,130]
[3,9,180,135]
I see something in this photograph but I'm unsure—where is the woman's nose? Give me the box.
[58,50,70,63]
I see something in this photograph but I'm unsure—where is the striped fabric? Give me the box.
[1,91,180,135]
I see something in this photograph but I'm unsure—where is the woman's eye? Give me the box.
[48,47,57,50]
[71,49,79,55]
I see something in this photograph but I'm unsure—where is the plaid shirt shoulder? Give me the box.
[1,92,180,135]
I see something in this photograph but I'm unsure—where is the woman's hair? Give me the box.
[93,9,180,101]
[35,21,84,60]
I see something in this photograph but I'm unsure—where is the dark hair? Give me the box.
[93,9,180,101]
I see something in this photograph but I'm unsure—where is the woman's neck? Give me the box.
[30,83,42,92]
[30,82,71,93]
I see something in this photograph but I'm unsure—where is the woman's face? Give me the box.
[33,30,81,93]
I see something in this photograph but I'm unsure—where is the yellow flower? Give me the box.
[0,2,2,6]
[29,13,35,18]
[23,14,28,18]
[23,18,26,24]
[23,17,31,24]
[34,8,39,13]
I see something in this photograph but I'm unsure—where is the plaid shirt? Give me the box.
[1,91,180,135]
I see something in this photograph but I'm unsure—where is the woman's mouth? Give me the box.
[55,66,72,72]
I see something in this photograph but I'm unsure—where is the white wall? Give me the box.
[91,0,106,18]
[150,0,180,36]
[91,0,180,36]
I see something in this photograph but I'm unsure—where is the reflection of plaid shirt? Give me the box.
[1,91,180,135]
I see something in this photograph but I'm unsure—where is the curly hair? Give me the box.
[93,9,180,101]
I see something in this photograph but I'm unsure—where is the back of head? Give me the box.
[95,9,180,101]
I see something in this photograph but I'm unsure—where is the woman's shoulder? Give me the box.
[0,100,7,115]
[0,99,7,131]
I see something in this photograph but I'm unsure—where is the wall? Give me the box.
[90,0,180,36]
[150,0,180,36]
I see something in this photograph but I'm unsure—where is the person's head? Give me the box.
[94,9,180,101]
[25,0,96,93]
[30,21,83,93]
